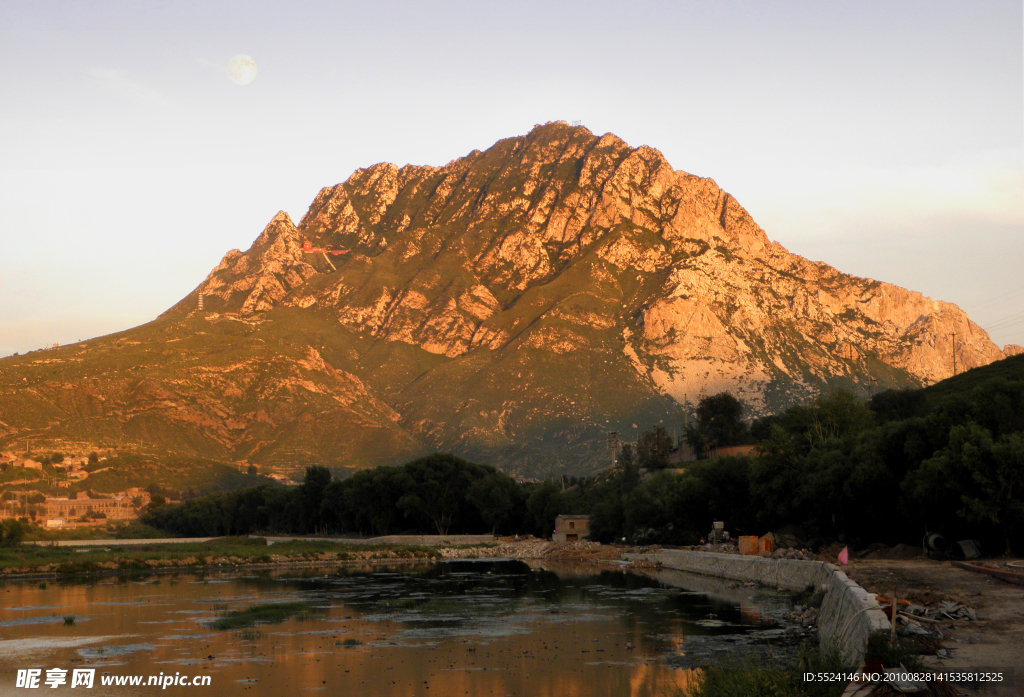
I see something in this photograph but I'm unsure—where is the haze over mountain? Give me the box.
[1,123,1017,477]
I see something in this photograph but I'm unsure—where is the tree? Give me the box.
[808,389,874,447]
[333,466,415,536]
[619,443,640,488]
[0,519,25,547]
[637,426,674,470]
[399,454,485,535]
[689,392,748,453]
[525,481,562,538]
[467,472,523,535]
[983,432,1024,554]
[300,465,332,534]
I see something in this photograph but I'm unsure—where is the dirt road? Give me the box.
[843,558,1023,696]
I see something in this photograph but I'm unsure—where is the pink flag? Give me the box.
[838,546,849,566]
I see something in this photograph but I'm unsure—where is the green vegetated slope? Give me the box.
[0,122,1012,479]
[0,450,267,499]
[80,454,267,496]
[921,352,1024,402]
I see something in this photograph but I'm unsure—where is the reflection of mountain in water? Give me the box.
[262,559,789,651]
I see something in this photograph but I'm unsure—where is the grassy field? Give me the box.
[0,536,441,575]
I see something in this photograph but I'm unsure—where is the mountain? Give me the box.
[0,122,1017,478]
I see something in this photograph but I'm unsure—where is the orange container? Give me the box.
[759,536,774,554]
[738,536,758,556]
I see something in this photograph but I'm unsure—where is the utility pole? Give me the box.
[608,431,618,468]
[950,332,957,376]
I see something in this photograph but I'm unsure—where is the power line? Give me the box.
[983,308,1024,332]
[964,283,1024,312]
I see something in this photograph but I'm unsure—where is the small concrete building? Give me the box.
[553,515,590,542]
[13,459,43,470]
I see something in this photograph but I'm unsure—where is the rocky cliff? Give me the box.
[0,123,1014,476]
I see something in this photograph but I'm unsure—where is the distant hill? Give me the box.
[0,122,1016,478]
[871,352,1024,424]
[920,352,1024,400]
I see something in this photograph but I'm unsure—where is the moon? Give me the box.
[227,54,257,86]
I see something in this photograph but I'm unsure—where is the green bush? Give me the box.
[0,520,26,547]
[680,642,853,697]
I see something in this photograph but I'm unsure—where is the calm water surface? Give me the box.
[0,560,794,696]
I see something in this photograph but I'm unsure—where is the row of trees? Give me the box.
[628,392,754,471]
[580,378,1024,553]
[142,454,565,538]
[142,374,1024,554]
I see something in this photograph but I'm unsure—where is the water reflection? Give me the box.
[0,560,790,696]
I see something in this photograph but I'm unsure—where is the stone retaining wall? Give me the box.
[623,550,889,665]
[263,534,497,547]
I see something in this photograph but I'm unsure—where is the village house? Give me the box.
[553,514,590,542]
[12,458,44,470]
[52,456,89,469]
[44,493,136,522]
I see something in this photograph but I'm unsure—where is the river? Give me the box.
[0,559,799,696]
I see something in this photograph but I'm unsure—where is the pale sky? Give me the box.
[1,0,1022,358]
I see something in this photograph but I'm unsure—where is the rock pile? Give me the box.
[437,539,607,560]
[767,547,813,560]
[785,604,819,627]
[692,542,739,553]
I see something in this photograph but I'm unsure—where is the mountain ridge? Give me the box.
[1,122,1017,477]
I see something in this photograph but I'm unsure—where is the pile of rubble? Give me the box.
[691,542,739,553]
[784,604,819,627]
[767,547,813,561]
[437,539,608,561]
[902,599,977,622]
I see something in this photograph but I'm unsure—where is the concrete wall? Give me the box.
[623,550,889,666]
[263,534,496,547]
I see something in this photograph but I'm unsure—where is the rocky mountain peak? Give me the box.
[8,124,1012,476]
[171,122,1010,402]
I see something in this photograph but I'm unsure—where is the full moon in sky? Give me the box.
[227,54,257,85]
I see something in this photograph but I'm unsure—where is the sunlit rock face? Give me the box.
[188,122,1007,401]
[2,123,1013,477]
